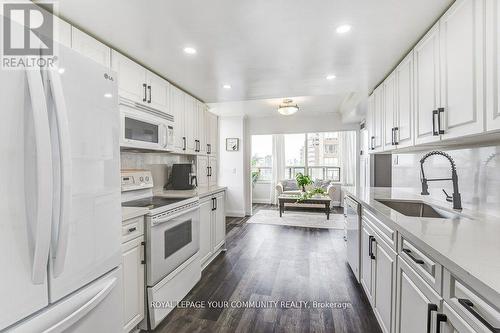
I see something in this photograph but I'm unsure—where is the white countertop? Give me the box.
[344,186,500,304]
[154,185,227,199]
[121,206,149,221]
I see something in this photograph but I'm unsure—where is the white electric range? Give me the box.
[121,169,201,330]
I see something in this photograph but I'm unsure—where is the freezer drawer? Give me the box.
[6,267,123,333]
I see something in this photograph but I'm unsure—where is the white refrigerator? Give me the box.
[0,41,123,331]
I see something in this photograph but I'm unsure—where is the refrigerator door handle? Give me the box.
[26,69,54,285]
[10,276,117,333]
[47,69,73,277]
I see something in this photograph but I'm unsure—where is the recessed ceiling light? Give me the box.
[58,68,65,74]
[104,93,113,98]
[326,74,336,80]
[222,84,232,89]
[183,47,197,55]
[336,24,352,34]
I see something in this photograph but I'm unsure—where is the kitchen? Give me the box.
[1,0,500,333]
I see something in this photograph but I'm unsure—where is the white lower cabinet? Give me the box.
[373,235,397,333]
[199,198,213,264]
[361,219,396,333]
[121,235,145,332]
[395,256,442,333]
[199,191,226,269]
[441,302,476,333]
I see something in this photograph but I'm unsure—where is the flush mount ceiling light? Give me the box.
[183,47,197,55]
[277,99,299,116]
[336,24,352,34]
[326,74,336,80]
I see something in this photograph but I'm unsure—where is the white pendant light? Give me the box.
[277,99,299,115]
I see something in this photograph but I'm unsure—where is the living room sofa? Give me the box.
[275,179,342,208]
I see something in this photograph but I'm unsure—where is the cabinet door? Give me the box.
[372,86,385,152]
[209,112,218,154]
[440,0,485,139]
[395,257,442,333]
[414,23,441,145]
[373,237,397,333]
[71,28,111,68]
[199,199,213,266]
[122,236,145,332]
[197,101,206,154]
[396,52,414,149]
[147,71,169,113]
[383,72,397,151]
[361,222,375,304]
[486,0,500,131]
[111,50,147,104]
[213,193,226,250]
[209,156,218,187]
[170,86,185,151]
[197,156,209,187]
[184,95,197,152]
[366,94,376,153]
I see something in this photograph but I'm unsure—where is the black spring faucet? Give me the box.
[420,151,462,210]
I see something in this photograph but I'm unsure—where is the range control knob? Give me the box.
[139,176,144,182]
[145,176,150,181]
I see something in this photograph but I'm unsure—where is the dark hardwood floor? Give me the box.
[152,204,381,333]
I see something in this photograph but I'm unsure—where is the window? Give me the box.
[307,132,340,181]
[251,135,272,182]
[284,134,306,179]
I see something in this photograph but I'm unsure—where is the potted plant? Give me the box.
[295,173,313,192]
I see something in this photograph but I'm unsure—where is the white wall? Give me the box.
[247,113,358,135]
[218,116,247,217]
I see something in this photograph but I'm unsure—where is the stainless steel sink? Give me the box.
[375,199,456,219]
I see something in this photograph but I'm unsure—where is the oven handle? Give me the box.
[151,205,199,226]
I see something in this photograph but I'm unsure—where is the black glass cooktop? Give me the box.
[122,196,187,210]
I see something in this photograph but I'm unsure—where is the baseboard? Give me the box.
[226,210,246,217]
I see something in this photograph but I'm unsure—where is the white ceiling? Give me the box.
[50,0,453,119]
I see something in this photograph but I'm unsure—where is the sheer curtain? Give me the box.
[339,131,356,186]
[270,134,285,204]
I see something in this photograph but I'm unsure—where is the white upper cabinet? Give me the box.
[111,50,147,104]
[184,95,197,153]
[439,0,485,139]
[383,72,397,151]
[53,16,71,48]
[485,0,500,131]
[71,27,111,68]
[146,71,169,113]
[414,23,441,145]
[372,86,385,153]
[197,101,206,154]
[170,85,186,152]
[395,52,414,149]
[206,111,218,155]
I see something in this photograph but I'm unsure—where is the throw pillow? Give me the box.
[314,179,332,190]
[281,179,299,191]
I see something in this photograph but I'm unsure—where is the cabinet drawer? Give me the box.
[443,269,500,332]
[442,301,476,333]
[398,235,442,294]
[362,209,397,250]
[122,215,144,243]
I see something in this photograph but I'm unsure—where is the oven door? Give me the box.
[146,206,200,286]
[120,106,168,150]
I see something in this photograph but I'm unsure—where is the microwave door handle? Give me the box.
[47,69,73,277]
[26,69,54,284]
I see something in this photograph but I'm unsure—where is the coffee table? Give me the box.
[278,194,332,220]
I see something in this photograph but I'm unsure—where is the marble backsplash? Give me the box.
[120,151,194,192]
[392,145,500,217]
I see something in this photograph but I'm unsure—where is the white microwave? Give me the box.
[120,103,174,151]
